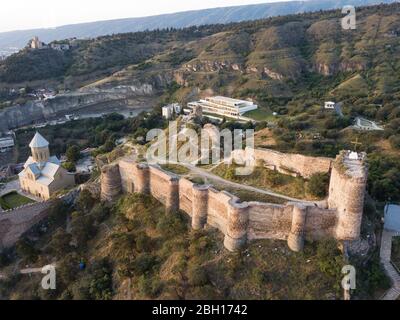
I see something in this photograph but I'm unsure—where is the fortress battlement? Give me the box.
[100,148,368,252]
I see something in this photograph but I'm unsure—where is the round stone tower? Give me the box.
[101,164,122,202]
[191,185,209,230]
[287,204,307,252]
[328,151,368,240]
[165,177,180,213]
[134,164,150,194]
[224,200,249,252]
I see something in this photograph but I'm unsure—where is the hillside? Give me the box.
[0,191,389,300]
[1,2,400,204]
[1,2,400,87]
[0,0,396,54]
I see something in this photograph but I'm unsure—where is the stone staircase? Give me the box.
[380,230,400,300]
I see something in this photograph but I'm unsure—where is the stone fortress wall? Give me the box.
[252,148,333,178]
[0,189,79,249]
[101,149,368,252]
[0,201,53,248]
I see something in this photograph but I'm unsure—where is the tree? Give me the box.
[76,189,96,213]
[62,161,76,172]
[66,145,81,163]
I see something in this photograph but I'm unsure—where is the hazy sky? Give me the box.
[0,0,297,32]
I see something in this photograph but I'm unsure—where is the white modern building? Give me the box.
[187,96,258,118]
[162,103,182,120]
[324,101,336,109]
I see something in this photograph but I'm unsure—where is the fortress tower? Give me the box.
[328,151,368,240]
[100,164,121,202]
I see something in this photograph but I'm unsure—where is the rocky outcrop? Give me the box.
[80,84,153,95]
[183,60,243,73]
[314,61,366,76]
[263,67,285,80]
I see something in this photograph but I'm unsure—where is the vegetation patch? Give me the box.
[392,237,400,272]
[211,164,326,200]
[243,108,274,121]
[160,164,190,176]
[0,192,35,210]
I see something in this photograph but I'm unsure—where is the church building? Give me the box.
[19,132,75,200]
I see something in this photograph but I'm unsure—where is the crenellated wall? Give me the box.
[100,150,367,252]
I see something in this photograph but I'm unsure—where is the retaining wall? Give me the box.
[0,201,52,248]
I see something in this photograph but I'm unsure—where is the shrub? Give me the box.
[156,212,188,239]
[88,259,114,300]
[307,173,330,198]
[16,238,39,263]
[135,232,153,253]
[76,189,96,213]
[71,214,97,247]
[91,203,110,224]
[48,228,72,258]
[187,265,209,287]
[137,275,163,298]
[316,240,343,279]
[62,162,76,172]
[132,253,158,275]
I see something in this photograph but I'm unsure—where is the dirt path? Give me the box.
[182,163,319,205]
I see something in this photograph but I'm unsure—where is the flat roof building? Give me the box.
[162,103,181,120]
[0,137,14,153]
[187,96,258,119]
[324,101,336,109]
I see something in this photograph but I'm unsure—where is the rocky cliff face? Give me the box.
[0,84,154,132]
[314,61,367,76]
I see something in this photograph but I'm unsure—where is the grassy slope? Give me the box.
[0,191,390,300]
[211,164,323,201]
[0,192,34,210]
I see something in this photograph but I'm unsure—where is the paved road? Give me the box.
[380,230,400,300]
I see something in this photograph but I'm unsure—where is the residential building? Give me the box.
[29,36,46,49]
[0,136,14,153]
[162,103,182,120]
[18,132,75,200]
[50,43,71,51]
[324,101,336,109]
[187,96,258,118]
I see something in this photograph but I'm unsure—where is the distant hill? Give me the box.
[0,0,397,53]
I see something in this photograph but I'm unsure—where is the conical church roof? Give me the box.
[29,132,49,148]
